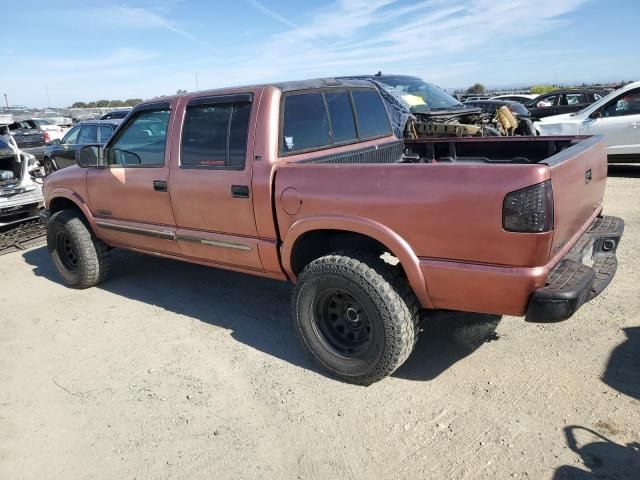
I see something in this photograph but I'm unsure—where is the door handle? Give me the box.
[153,180,168,192]
[231,184,250,198]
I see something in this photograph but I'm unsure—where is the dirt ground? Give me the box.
[1,166,639,480]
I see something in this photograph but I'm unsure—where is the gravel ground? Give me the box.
[1,166,639,480]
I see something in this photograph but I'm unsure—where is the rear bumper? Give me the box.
[526,215,624,322]
[419,215,623,320]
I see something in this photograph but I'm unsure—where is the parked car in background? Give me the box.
[463,95,492,102]
[6,120,49,160]
[536,81,640,162]
[100,109,131,120]
[41,78,623,384]
[0,130,43,226]
[464,99,536,135]
[24,118,65,141]
[42,113,74,127]
[490,94,538,104]
[42,120,120,175]
[525,88,607,120]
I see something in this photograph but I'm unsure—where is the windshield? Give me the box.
[375,76,463,113]
[33,119,54,126]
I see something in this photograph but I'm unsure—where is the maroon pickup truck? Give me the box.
[40,79,624,384]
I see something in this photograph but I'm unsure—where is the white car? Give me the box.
[535,81,640,162]
[28,118,65,141]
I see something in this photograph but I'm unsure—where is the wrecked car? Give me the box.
[0,121,44,226]
[344,74,527,138]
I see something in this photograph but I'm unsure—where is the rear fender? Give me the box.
[281,215,433,308]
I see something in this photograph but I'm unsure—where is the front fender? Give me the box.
[46,187,98,231]
[280,214,433,308]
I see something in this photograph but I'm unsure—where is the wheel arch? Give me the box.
[47,189,97,232]
[281,215,432,308]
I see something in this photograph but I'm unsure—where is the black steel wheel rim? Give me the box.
[56,231,79,272]
[313,288,372,357]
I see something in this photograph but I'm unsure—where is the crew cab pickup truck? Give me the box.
[41,78,624,384]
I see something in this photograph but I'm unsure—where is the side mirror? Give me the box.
[52,138,61,145]
[75,144,103,168]
[590,110,602,119]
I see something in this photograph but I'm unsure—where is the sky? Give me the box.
[1,0,639,107]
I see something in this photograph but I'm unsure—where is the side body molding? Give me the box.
[280,215,433,309]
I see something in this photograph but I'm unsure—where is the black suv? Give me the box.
[525,88,608,120]
[43,120,121,175]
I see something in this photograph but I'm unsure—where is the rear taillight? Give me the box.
[503,180,554,233]
[43,131,51,143]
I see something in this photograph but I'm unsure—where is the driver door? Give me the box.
[86,101,180,254]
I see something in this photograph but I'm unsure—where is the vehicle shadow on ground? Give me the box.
[23,246,502,384]
[607,164,640,178]
[602,326,640,400]
[552,425,640,479]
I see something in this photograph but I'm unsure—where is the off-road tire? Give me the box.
[292,251,420,385]
[47,209,110,288]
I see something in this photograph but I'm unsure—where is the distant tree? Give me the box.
[124,98,143,107]
[71,101,87,108]
[87,101,97,108]
[176,89,188,95]
[109,100,125,107]
[530,85,556,94]
[466,83,486,94]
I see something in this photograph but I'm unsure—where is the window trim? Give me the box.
[278,87,393,157]
[103,103,171,169]
[178,94,254,171]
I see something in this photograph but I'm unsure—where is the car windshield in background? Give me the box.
[375,76,463,113]
[33,119,54,126]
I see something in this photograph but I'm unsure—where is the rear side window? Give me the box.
[99,125,113,143]
[281,88,391,154]
[351,90,392,138]
[78,124,98,144]
[282,93,330,153]
[181,100,252,168]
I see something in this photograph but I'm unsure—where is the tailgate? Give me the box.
[545,136,607,259]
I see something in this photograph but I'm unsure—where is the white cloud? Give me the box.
[248,0,299,29]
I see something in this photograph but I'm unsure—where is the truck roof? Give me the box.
[143,78,375,105]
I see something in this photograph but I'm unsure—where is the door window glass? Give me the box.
[181,104,231,167]
[228,102,251,168]
[78,124,98,144]
[62,126,80,144]
[98,125,114,143]
[536,95,557,108]
[602,90,640,117]
[106,109,170,166]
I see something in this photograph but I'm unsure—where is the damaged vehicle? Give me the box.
[0,120,44,226]
[343,74,526,138]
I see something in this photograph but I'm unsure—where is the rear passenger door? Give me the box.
[169,93,262,269]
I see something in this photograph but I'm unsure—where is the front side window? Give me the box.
[602,90,640,118]
[62,126,80,144]
[351,90,392,138]
[536,95,557,108]
[180,100,251,168]
[282,93,330,153]
[106,109,170,166]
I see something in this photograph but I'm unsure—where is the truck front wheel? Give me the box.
[47,210,110,288]
[292,252,420,384]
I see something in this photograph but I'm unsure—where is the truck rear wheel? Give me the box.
[292,252,420,384]
[47,210,110,288]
